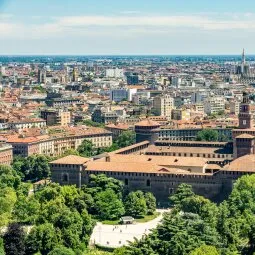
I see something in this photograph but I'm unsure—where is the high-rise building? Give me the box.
[153,94,175,118]
[126,73,139,85]
[38,68,46,84]
[72,67,79,82]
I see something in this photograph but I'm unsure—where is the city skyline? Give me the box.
[1,0,255,55]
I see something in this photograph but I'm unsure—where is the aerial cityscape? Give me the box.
[1,1,255,255]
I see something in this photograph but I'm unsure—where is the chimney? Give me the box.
[105,155,110,162]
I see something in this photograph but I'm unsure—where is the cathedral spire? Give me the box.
[242,48,246,65]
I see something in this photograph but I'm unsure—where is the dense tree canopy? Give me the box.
[48,246,76,255]
[95,189,125,220]
[115,131,136,148]
[122,175,255,255]
[196,129,218,142]
[4,158,255,255]
[12,155,51,181]
[3,223,26,255]
[125,191,148,218]
[190,245,219,255]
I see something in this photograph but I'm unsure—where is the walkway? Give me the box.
[90,209,169,248]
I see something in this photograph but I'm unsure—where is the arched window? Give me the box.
[62,173,69,182]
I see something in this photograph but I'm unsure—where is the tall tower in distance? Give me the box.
[241,48,246,74]
[72,67,79,82]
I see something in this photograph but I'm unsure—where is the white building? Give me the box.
[204,97,225,115]
[106,68,124,78]
[110,88,137,102]
[191,91,208,104]
[171,77,182,87]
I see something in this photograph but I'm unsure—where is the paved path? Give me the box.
[90,209,169,248]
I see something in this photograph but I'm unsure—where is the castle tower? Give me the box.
[135,119,160,144]
[233,92,255,158]
[238,93,253,129]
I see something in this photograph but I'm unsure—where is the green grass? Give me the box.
[135,212,160,223]
[101,219,120,225]
[101,212,160,225]
[83,249,112,255]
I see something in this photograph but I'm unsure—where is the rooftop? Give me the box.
[224,154,255,172]
[50,155,90,165]
[135,119,160,127]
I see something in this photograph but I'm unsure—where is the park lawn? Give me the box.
[101,219,120,225]
[135,212,160,223]
[101,212,160,225]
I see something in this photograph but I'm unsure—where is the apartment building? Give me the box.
[41,109,71,126]
[0,143,13,165]
[8,118,46,130]
[153,94,175,118]
[204,97,225,115]
[6,127,112,157]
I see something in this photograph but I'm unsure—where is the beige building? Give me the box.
[0,143,13,165]
[171,109,191,121]
[7,127,113,157]
[41,109,71,126]
[153,94,174,118]
[204,97,225,115]
[230,101,240,115]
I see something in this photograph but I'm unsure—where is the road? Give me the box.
[90,209,169,248]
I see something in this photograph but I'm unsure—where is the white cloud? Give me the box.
[1,14,255,40]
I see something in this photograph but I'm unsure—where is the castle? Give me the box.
[50,95,255,205]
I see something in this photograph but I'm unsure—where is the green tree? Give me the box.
[144,192,156,215]
[48,246,75,255]
[4,223,26,255]
[125,191,147,218]
[170,183,195,206]
[86,174,124,198]
[25,223,59,255]
[0,187,17,227]
[0,165,21,189]
[80,209,95,245]
[78,140,96,157]
[12,196,40,223]
[83,119,105,128]
[12,155,51,181]
[0,238,4,255]
[60,185,79,208]
[115,131,135,148]
[53,208,83,250]
[61,149,80,157]
[95,189,125,220]
[155,212,221,255]
[196,129,218,142]
[190,245,219,255]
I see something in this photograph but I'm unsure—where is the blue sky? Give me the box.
[0,0,255,55]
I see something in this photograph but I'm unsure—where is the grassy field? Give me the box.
[101,212,160,225]
[135,212,160,223]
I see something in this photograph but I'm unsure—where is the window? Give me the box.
[146,179,151,187]
[125,179,129,186]
[62,173,69,183]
